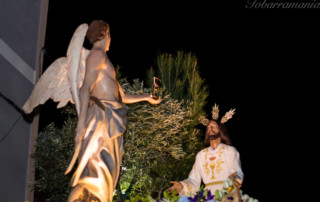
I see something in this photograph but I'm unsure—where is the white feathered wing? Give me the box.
[22,23,90,116]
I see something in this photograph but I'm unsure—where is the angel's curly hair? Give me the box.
[86,20,110,44]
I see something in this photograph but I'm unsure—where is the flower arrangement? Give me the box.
[120,178,258,202]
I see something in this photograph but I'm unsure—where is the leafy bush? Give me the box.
[119,79,200,199]
[34,106,77,201]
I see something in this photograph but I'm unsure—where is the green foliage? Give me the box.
[133,51,210,199]
[124,194,155,202]
[118,190,179,202]
[162,191,180,202]
[148,51,209,122]
[34,105,77,201]
[117,79,202,199]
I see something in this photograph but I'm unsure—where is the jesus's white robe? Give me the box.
[180,143,244,196]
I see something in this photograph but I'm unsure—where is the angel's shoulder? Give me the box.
[86,49,105,67]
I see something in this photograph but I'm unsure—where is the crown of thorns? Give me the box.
[198,103,236,126]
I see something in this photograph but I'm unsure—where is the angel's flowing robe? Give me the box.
[70,97,128,202]
[180,144,244,196]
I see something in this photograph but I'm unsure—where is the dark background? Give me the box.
[38,1,319,201]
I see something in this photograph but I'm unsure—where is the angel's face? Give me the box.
[106,31,111,51]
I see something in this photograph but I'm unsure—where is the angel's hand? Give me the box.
[148,95,162,105]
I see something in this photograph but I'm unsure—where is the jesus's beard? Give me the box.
[209,132,221,140]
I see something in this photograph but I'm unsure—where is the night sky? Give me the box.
[39,1,319,201]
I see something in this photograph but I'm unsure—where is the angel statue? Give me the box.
[23,20,162,202]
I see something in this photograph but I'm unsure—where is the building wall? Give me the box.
[0,0,48,201]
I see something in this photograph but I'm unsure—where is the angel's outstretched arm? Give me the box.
[118,83,162,105]
[75,49,105,143]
